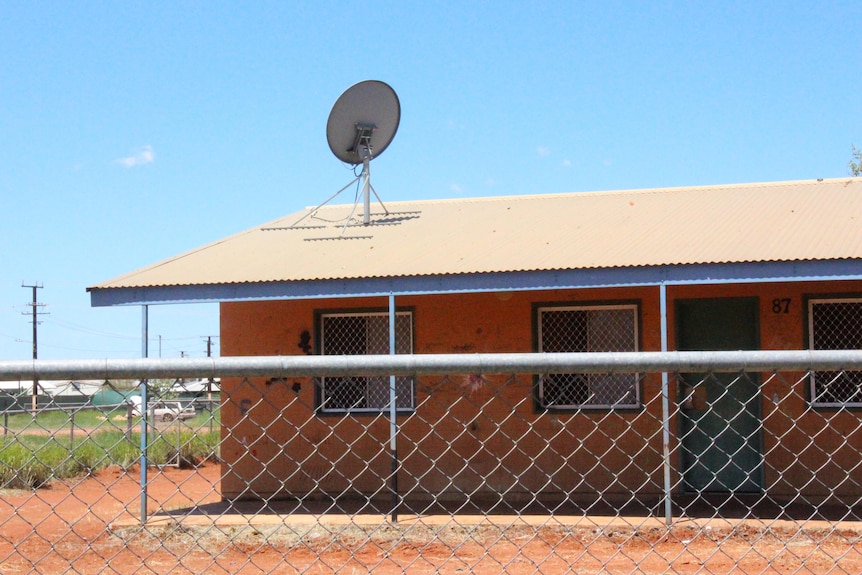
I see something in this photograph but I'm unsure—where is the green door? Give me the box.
[676,297,763,493]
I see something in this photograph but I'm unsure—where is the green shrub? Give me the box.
[0,441,53,489]
[100,431,142,468]
[0,426,220,489]
[144,429,220,468]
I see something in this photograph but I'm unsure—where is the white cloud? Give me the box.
[450,183,463,193]
[536,146,551,157]
[116,145,155,168]
[561,159,572,168]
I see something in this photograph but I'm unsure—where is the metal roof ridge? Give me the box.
[299,177,862,211]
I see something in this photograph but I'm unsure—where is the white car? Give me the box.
[128,397,196,421]
[151,401,196,422]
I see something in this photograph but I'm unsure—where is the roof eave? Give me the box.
[88,259,862,307]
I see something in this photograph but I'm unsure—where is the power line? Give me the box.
[46,318,141,340]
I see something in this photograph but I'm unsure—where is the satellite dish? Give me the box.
[294,80,400,229]
[326,80,401,165]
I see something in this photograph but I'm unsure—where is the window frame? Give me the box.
[316,308,415,414]
[534,302,641,410]
[807,296,862,408]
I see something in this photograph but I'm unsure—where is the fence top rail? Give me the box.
[1,350,861,381]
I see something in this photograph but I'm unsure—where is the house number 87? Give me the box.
[772,298,791,314]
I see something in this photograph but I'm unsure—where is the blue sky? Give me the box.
[1,1,860,361]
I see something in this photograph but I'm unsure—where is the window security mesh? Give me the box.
[320,312,414,412]
[538,305,638,408]
[809,298,862,406]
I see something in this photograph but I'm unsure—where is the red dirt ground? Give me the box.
[1,464,861,574]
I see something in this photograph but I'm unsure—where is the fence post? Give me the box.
[659,282,673,526]
[208,377,214,435]
[140,380,148,522]
[389,293,398,523]
[140,304,149,523]
[126,402,133,441]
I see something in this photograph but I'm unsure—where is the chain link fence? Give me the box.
[0,352,861,573]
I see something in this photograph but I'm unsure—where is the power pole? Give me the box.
[203,335,217,358]
[21,282,48,412]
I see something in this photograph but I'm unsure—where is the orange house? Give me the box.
[89,178,862,503]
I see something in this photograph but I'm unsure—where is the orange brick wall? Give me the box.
[218,281,862,501]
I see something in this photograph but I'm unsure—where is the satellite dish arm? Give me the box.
[290,174,361,227]
[367,181,389,217]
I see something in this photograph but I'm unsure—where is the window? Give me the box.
[319,311,414,413]
[537,304,639,409]
[808,298,862,406]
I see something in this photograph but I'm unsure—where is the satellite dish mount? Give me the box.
[351,122,378,225]
[294,81,401,229]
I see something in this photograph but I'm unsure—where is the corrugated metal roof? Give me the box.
[89,178,862,291]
